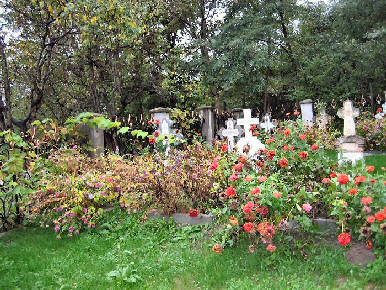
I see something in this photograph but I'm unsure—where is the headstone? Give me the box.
[316,108,331,130]
[236,109,265,157]
[260,114,276,132]
[336,100,365,164]
[337,100,359,136]
[198,106,215,146]
[219,118,240,152]
[300,99,314,126]
[78,113,104,158]
[232,108,244,119]
[149,107,172,123]
[375,102,386,119]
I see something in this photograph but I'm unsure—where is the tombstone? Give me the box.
[337,100,359,137]
[336,100,366,164]
[218,118,240,152]
[78,113,105,158]
[375,102,386,120]
[198,106,215,146]
[232,108,244,120]
[300,99,314,126]
[149,107,172,123]
[316,108,331,130]
[260,113,276,133]
[235,109,265,157]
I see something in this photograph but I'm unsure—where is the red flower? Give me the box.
[147,120,153,124]
[366,240,373,249]
[259,206,269,215]
[249,125,256,131]
[149,138,156,144]
[258,176,267,182]
[322,178,331,184]
[375,211,386,222]
[283,145,288,151]
[330,173,337,178]
[243,222,254,233]
[234,163,244,171]
[243,202,254,214]
[154,119,160,124]
[250,187,261,195]
[154,131,160,137]
[294,110,300,115]
[376,108,382,113]
[225,186,236,198]
[299,151,308,160]
[348,188,358,195]
[188,209,199,217]
[362,196,372,205]
[338,233,351,246]
[299,134,306,140]
[384,181,386,185]
[366,166,375,173]
[221,144,228,151]
[266,244,276,252]
[266,139,274,144]
[311,143,319,151]
[289,145,294,151]
[245,176,253,182]
[278,158,289,168]
[337,173,349,184]
[252,131,259,136]
[367,216,375,223]
[370,179,377,184]
[210,161,219,171]
[273,191,281,198]
[355,176,367,185]
[267,151,276,159]
[284,129,291,136]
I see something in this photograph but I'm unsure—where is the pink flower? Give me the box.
[273,191,281,198]
[302,203,312,212]
[243,202,254,214]
[266,244,276,252]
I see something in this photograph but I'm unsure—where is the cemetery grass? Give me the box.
[1,213,386,290]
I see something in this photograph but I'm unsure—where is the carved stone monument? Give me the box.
[300,99,314,126]
[260,113,276,132]
[336,100,366,163]
[218,118,240,152]
[316,108,331,131]
[78,113,105,158]
[198,106,215,146]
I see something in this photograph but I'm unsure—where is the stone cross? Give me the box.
[236,109,259,139]
[220,118,240,152]
[160,118,173,135]
[260,114,276,132]
[337,100,359,136]
[316,108,331,130]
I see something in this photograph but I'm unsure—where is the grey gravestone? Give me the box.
[198,106,215,146]
[232,108,244,119]
[149,107,172,123]
[316,108,331,130]
[337,100,359,136]
[300,99,314,126]
[78,113,104,158]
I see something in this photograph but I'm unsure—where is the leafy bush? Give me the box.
[356,112,386,150]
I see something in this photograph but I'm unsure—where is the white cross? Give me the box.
[236,109,259,139]
[160,119,172,135]
[221,119,239,152]
[260,114,275,132]
[337,100,359,136]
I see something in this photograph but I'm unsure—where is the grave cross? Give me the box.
[221,118,240,152]
[260,114,276,133]
[236,109,259,139]
[160,118,173,135]
[337,100,359,136]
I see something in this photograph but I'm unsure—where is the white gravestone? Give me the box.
[236,109,265,157]
[260,114,276,132]
[220,119,240,152]
[300,99,314,126]
[337,100,359,136]
[316,108,331,130]
[375,103,386,120]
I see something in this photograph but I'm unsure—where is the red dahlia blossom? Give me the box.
[330,173,337,178]
[243,222,254,233]
[299,134,306,140]
[243,202,254,214]
[188,209,199,217]
[154,131,160,137]
[375,211,386,222]
[311,143,319,151]
[367,216,375,223]
[149,138,156,144]
[366,166,375,173]
[322,178,331,184]
[299,151,308,160]
[362,196,372,205]
[338,233,351,246]
[267,151,276,159]
[348,188,358,195]
[337,173,350,184]
[366,240,373,249]
[266,244,276,252]
[355,175,367,185]
[258,176,267,182]
[221,144,228,151]
[278,158,289,168]
[234,163,244,171]
[250,187,261,195]
[225,186,236,198]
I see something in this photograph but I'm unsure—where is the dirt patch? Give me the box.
[345,242,377,267]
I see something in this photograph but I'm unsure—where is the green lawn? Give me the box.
[1,213,385,289]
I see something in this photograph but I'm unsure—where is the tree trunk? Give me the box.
[0,36,13,130]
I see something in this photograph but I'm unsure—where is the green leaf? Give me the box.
[117,127,130,135]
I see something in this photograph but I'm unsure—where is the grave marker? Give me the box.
[219,118,240,152]
[300,99,314,126]
[337,100,359,136]
[260,114,276,132]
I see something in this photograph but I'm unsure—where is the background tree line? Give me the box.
[0,0,385,132]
